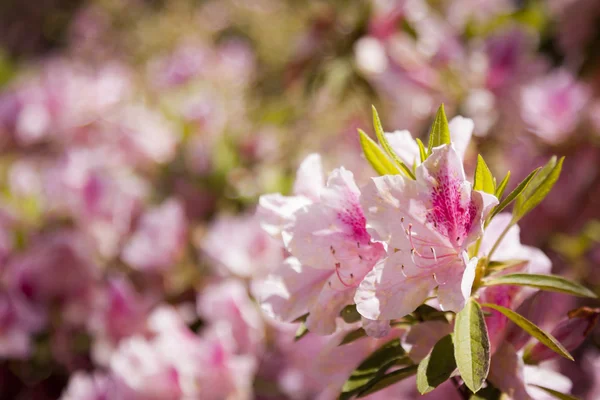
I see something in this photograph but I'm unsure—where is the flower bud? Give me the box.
[523,307,600,364]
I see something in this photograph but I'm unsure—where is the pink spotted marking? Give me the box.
[426,173,477,246]
[336,197,371,244]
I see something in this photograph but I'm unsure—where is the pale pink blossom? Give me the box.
[256,153,323,239]
[356,144,497,321]
[122,198,187,273]
[0,290,45,359]
[260,165,385,335]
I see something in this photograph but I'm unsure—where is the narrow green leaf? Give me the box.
[495,171,510,198]
[339,339,410,399]
[486,259,528,272]
[371,106,416,179]
[529,385,580,400]
[358,129,400,176]
[454,298,490,393]
[416,137,427,163]
[481,303,574,361]
[482,274,597,298]
[490,168,539,219]
[427,104,451,154]
[356,365,418,398]
[474,155,496,194]
[295,322,309,341]
[417,334,456,394]
[513,157,564,222]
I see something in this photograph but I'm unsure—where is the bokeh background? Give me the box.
[0,0,599,399]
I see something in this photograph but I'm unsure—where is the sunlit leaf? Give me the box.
[481,303,573,361]
[513,156,564,223]
[454,298,490,393]
[474,155,496,195]
[483,274,597,298]
[416,137,427,163]
[417,334,456,394]
[427,104,451,154]
[371,106,415,179]
[495,171,510,199]
[490,168,539,219]
[358,129,400,176]
[295,322,309,341]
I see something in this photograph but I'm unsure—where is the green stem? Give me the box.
[486,221,514,261]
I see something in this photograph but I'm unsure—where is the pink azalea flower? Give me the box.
[256,153,323,239]
[521,69,590,144]
[258,164,385,335]
[385,115,474,167]
[355,144,497,321]
[122,198,187,273]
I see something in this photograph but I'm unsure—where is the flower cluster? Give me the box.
[256,105,599,398]
[0,0,600,399]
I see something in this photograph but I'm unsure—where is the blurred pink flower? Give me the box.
[88,277,155,366]
[521,69,590,144]
[197,279,264,355]
[110,306,256,400]
[201,213,283,278]
[60,371,115,400]
[0,289,45,359]
[122,198,187,273]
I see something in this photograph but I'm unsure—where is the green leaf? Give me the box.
[486,259,528,272]
[371,106,416,179]
[513,156,564,223]
[339,328,367,346]
[481,303,574,361]
[356,365,418,398]
[427,104,451,154]
[495,171,510,198]
[529,385,580,400]
[358,129,400,176]
[416,137,427,163]
[339,339,410,399]
[341,305,363,323]
[295,322,309,341]
[482,274,597,298]
[490,167,539,219]
[474,155,496,194]
[417,334,456,394]
[454,298,490,393]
